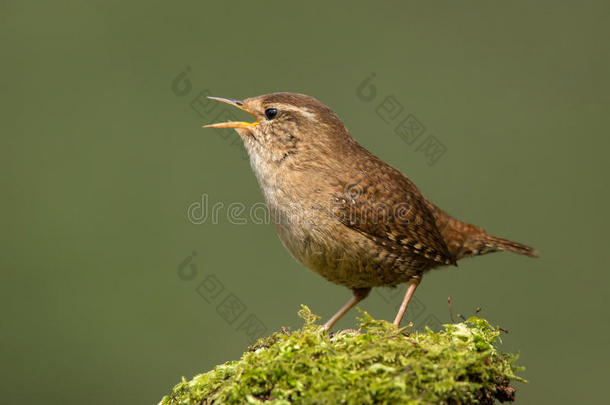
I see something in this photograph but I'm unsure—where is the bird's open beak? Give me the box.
[202,97,260,129]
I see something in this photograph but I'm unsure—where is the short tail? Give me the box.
[423,199,539,261]
[482,235,539,258]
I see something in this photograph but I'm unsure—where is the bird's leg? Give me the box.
[324,287,371,332]
[393,277,421,326]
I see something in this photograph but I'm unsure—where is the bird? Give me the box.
[203,92,537,331]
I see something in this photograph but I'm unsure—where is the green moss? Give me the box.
[160,307,524,404]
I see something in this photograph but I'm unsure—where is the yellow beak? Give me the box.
[202,97,260,129]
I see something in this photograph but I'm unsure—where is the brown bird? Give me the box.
[204,93,537,331]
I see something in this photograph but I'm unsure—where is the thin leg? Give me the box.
[393,277,421,326]
[324,287,371,331]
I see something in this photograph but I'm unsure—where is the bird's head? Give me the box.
[204,92,354,166]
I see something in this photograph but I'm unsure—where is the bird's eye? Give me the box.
[265,108,278,120]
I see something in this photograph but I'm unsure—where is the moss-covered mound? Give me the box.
[160,307,524,404]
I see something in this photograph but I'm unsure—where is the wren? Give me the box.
[204,93,537,331]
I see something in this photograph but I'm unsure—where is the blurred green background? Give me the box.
[1,1,608,403]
